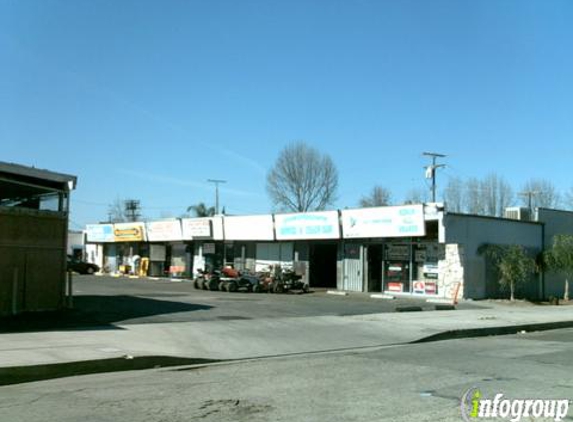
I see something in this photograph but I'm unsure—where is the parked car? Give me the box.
[67,255,100,275]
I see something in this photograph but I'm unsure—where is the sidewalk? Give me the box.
[2,302,573,374]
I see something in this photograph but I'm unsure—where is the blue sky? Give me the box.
[1,0,572,228]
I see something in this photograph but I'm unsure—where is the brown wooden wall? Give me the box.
[0,208,67,315]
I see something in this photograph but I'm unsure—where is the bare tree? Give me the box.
[459,174,513,216]
[520,179,561,210]
[107,198,143,222]
[403,188,428,204]
[443,176,464,212]
[565,187,573,211]
[266,142,338,212]
[497,176,514,216]
[107,197,125,223]
[481,173,514,217]
[359,185,392,208]
[464,177,485,215]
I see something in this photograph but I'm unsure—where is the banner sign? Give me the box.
[342,205,425,239]
[387,282,404,293]
[181,218,212,239]
[413,281,426,294]
[146,220,183,242]
[113,222,146,242]
[85,224,114,243]
[275,211,340,240]
[224,215,274,241]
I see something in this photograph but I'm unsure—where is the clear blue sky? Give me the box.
[1,0,572,229]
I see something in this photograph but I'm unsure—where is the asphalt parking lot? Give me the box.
[1,275,484,333]
[67,275,482,325]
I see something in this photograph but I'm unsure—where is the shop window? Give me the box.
[411,243,442,295]
[384,244,411,293]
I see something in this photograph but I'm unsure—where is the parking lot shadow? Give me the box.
[0,295,213,334]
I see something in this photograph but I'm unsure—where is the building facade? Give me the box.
[84,203,573,301]
[0,162,77,315]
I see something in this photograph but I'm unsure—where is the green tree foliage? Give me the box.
[478,244,536,301]
[544,234,573,300]
[187,202,215,217]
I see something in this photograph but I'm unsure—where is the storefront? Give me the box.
[339,204,443,295]
[275,211,340,288]
[146,219,186,277]
[85,224,115,272]
[181,216,224,276]
[82,202,573,301]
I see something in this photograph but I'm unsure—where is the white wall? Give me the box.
[224,215,274,241]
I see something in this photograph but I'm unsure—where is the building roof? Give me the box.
[0,161,77,191]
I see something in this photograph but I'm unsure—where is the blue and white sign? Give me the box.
[85,224,115,243]
[341,205,425,239]
[275,211,340,240]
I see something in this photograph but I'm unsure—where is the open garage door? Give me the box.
[309,243,338,288]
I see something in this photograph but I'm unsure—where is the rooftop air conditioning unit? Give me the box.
[504,207,531,221]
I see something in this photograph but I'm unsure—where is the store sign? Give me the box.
[387,282,404,293]
[425,282,437,295]
[342,205,425,239]
[224,215,274,241]
[423,264,440,279]
[85,224,114,243]
[203,243,216,254]
[275,211,340,240]
[146,220,183,242]
[386,245,410,260]
[413,281,426,294]
[113,222,146,242]
[169,265,186,274]
[181,218,212,239]
[413,280,438,295]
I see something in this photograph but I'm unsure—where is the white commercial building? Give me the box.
[84,204,573,301]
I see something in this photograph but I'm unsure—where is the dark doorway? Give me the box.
[309,243,338,288]
[367,244,383,292]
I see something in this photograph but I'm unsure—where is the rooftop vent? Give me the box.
[504,207,531,221]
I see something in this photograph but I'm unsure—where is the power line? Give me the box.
[519,190,539,214]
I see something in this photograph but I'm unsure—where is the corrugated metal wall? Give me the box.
[342,243,363,292]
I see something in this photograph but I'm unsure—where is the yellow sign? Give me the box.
[113,223,145,242]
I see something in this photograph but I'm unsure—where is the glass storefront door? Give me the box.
[383,244,411,293]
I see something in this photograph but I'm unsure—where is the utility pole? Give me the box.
[519,190,539,215]
[423,152,446,203]
[124,199,141,222]
[207,179,226,215]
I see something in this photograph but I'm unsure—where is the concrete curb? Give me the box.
[327,291,348,296]
[411,320,573,343]
[0,356,220,387]
[370,294,395,300]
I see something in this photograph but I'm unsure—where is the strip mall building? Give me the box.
[85,204,573,301]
